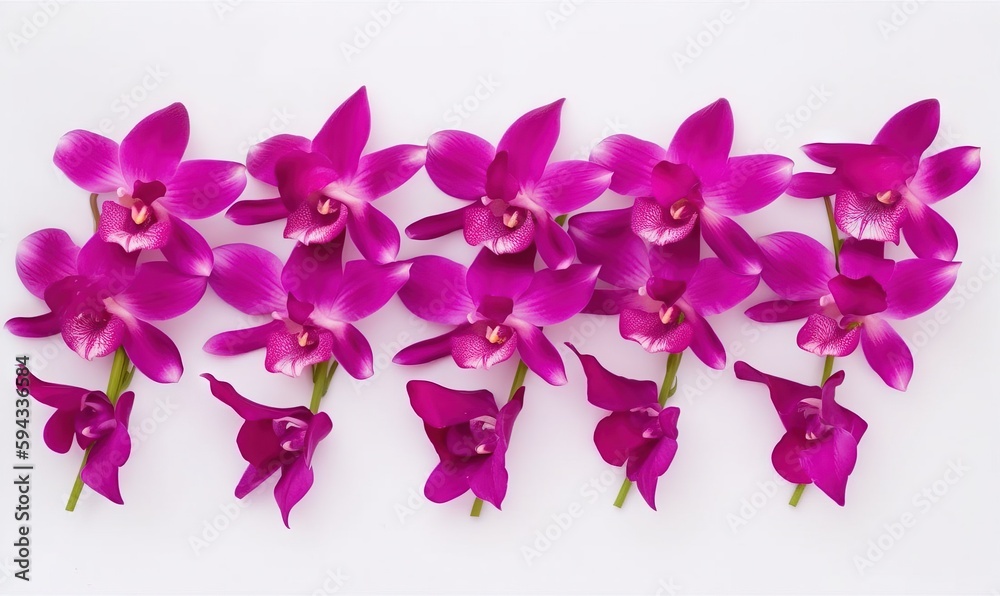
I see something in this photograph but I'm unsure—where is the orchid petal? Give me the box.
[860,317,912,391]
[530,160,611,213]
[771,431,812,485]
[632,431,679,510]
[786,172,843,199]
[757,232,836,300]
[398,256,474,325]
[534,215,577,270]
[120,103,189,184]
[322,260,410,323]
[568,208,650,289]
[393,329,463,365]
[901,199,958,261]
[44,409,78,454]
[700,208,763,275]
[53,130,124,192]
[209,244,285,315]
[566,343,658,410]
[834,190,906,243]
[838,238,894,285]
[796,314,861,357]
[648,224,702,281]
[908,146,981,204]
[344,200,400,264]
[311,86,369,179]
[235,463,278,499]
[327,322,375,379]
[122,320,183,383]
[666,99,733,179]
[25,373,87,410]
[115,262,207,320]
[734,361,821,431]
[281,239,345,310]
[594,412,648,466]
[589,134,667,196]
[884,258,960,319]
[5,312,61,338]
[15,229,79,299]
[406,207,469,240]
[81,391,134,504]
[800,428,857,506]
[828,275,887,316]
[684,258,759,316]
[512,264,599,326]
[246,134,311,186]
[687,313,726,369]
[619,308,694,354]
[701,154,793,216]
[160,216,214,277]
[467,247,536,303]
[508,320,566,385]
[498,99,564,186]
[407,380,497,427]
[202,373,309,421]
[872,99,940,162]
[158,160,247,219]
[204,321,285,356]
[274,455,315,528]
[275,151,338,211]
[425,130,494,200]
[349,144,427,201]
[745,299,823,323]
[226,198,290,225]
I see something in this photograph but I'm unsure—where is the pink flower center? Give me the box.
[77,394,116,439]
[658,304,685,325]
[116,180,166,225]
[445,415,499,457]
[875,190,901,205]
[669,198,695,220]
[273,416,309,452]
[485,324,514,345]
[316,197,341,216]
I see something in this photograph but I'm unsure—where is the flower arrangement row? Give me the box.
[10,88,979,525]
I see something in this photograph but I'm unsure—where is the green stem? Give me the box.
[613,479,633,508]
[789,483,806,507]
[823,195,842,271]
[67,347,130,511]
[614,351,683,508]
[309,360,338,414]
[472,360,530,517]
[821,354,835,384]
[89,193,100,231]
[554,213,568,227]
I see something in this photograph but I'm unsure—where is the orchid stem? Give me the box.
[554,213,568,227]
[67,347,131,512]
[821,355,835,384]
[614,351,683,508]
[89,193,100,231]
[472,360,530,517]
[309,360,338,414]
[789,483,807,507]
[823,196,842,271]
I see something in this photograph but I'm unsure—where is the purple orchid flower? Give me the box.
[745,232,960,391]
[394,247,598,386]
[203,236,410,379]
[203,374,332,527]
[406,100,612,269]
[408,380,524,509]
[227,87,426,264]
[6,229,205,383]
[53,103,248,276]
[734,362,868,506]
[589,99,793,275]
[567,345,679,510]
[26,374,134,504]
[569,210,758,369]
[787,99,981,261]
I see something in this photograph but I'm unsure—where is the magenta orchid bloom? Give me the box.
[203,374,332,527]
[394,247,598,386]
[53,103,248,276]
[787,99,981,261]
[26,374,134,504]
[204,237,410,379]
[227,87,426,264]
[590,99,793,275]
[569,210,757,369]
[6,229,205,383]
[746,232,960,391]
[567,345,679,510]
[407,100,612,269]
[408,380,524,509]
[735,362,867,506]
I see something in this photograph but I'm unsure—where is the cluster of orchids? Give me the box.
[8,90,979,525]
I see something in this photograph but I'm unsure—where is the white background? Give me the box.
[1,1,999,594]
